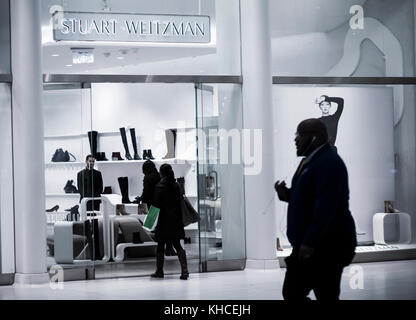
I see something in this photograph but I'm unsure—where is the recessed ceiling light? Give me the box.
[52,54,60,57]
[71,48,94,64]
[65,64,72,67]
[116,56,125,60]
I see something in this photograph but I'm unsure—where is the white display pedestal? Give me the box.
[373,212,412,245]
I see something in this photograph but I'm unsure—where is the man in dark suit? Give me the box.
[275,118,357,300]
[77,155,103,212]
[77,155,104,260]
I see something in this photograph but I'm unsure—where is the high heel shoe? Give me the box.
[46,205,59,212]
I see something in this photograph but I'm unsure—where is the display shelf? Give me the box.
[44,131,119,140]
[45,162,84,168]
[45,158,196,168]
[95,158,196,164]
[46,193,80,197]
[44,127,196,140]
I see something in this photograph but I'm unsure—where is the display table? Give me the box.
[101,194,157,262]
[373,212,412,245]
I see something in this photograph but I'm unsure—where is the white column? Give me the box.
[11,0,49,284]
[241,0,279,269]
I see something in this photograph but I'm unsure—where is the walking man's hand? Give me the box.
[275,180,289,202]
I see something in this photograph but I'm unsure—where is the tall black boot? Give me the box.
[163,129,177,159]
[151,251,165,278]
[88,131,98,158]
[129,128,142,160]
[119,127,133,160]
[118,176,131,203]
[177,249,189,280]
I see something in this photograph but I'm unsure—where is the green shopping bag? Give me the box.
[143,206,160,231]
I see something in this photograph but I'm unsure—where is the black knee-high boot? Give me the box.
[117,176,131,204]
[129,128,142,160]
[119,127,133,160]
[88,131,98,158]
[177,249,189,280]
[151,250,165,278]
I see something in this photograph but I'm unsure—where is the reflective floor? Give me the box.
[1,260,415,300]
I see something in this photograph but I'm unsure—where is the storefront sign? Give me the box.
[52,12,210,43]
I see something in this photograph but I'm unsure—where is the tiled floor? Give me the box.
[1,260,416,300]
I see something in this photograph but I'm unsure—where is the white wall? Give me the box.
[273,87,395,245]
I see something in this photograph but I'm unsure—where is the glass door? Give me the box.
[43,83,98,278]
[195,83,246,272]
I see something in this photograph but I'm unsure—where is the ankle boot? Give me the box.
[151,251,165,278]
[147,149,155,160]
[88,131,98,158]
[177,249,189,280]
[163,129,177,159]
[143,150,149,160]
[118,176,131,203]
[112,152,124,161]
[96,152,108,161]
[119,127,133,160]
[116,204,127,215]
[129,128,142,160]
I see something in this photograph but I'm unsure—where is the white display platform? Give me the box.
[373,212,412,245]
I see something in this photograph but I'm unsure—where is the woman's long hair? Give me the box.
[159,163,175,185]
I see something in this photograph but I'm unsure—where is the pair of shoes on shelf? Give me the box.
[112,152,124,161]
[143,149,155,160]
[88,131,107,160]
[95,152,108,161]
[116,204,128,215]
[120,127,142,160]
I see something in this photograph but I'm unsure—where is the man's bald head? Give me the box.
[297,119,328,143]
[295,119,329,156]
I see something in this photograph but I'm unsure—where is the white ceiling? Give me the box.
[42,0,367,73]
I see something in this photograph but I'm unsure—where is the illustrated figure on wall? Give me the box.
[315,95,344,151]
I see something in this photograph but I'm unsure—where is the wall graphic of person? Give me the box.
[315,95,344,150]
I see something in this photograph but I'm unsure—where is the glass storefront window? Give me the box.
[0,0,10,74]
[271,0,415,77]
[196,83,246,268]
[41,0,241,75]
[43,84,94,270]
[272,83,416,248]
[42,78,246,278]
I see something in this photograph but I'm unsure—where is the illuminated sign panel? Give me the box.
[53,12,211,43]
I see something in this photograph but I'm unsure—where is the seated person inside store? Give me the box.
[77,155,103,260]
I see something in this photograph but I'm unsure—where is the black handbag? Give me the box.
[180,195,200,227]
[51,148,76,162]
[64,180,79,194]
